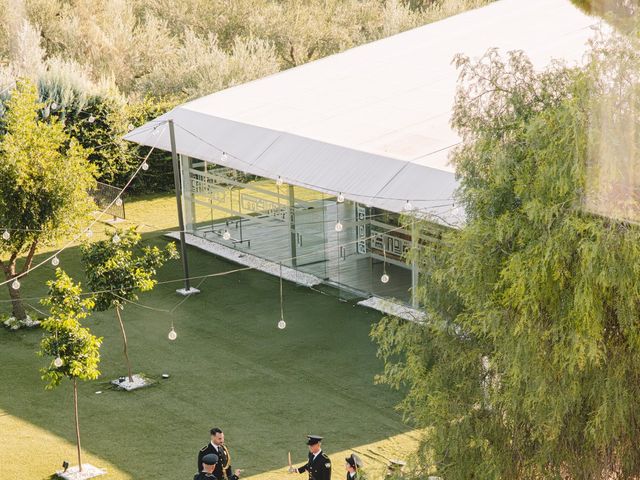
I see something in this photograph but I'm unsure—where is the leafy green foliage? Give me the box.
[373,35,640,479]
[39,269,101,389]
[81,227,178,311]
[0,79,96,321]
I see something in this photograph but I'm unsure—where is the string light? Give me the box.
[334,221,343,232]
[381,243,390,283]
[2,229,9,240]
[337,193,345,203]
[278,320,286,329]
[115,198,123,206]
[51,256,60,267]
[380,273,390,284]
[404,200,413,212]
[85,228,93,238]
[127,124,135,131]
[278,263,286,330]
[50,102,58,111]
[112,233,121,244]
[168,327,177,341]
[152,126,160,136]
[222,230,231,240]
[88,115,95,123]
[141,162,149,171]
[53,356,63,368]
[220,152,228,162]
[276,176,284,186]
[11,279,20,290]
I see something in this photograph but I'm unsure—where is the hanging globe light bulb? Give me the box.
[141,161,149,171]
[51,256,60,267]
[85,228,93,238]
[276,176,284,186]
[334,221,343,232]
[220,152,228,162]
[88,115,96,123]
[380,273,390,284]
[152,126,160,136]
[404,200,413,212]
[2,229,9,240]
[278,319,286,330]
[50,102,58,111]
[115,197,123,206]
[222,230,231,240]
[112,233,121,244]
[168,327,177,341]
[337,193,345,203]
[53,356,63,368]
[11,279,20,290]
[127,124,135,131]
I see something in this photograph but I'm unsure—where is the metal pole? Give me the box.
[169,120,199,295]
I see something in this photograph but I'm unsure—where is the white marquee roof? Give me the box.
[125,0,600,224]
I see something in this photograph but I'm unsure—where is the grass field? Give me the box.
[0,193,419,480]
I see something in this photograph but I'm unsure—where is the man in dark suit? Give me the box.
[194,453,218,480]
[345,453,363,480]
[289,435,331,480]
[197,427,241,479]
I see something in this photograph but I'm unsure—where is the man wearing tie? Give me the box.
[197,427,241,479]
[289,435,331,480]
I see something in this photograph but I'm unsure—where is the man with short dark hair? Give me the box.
[198,427,241,479]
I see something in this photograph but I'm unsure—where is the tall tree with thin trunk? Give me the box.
[81,227,177,382]
[39,269,101,474]
[0,79,96,325]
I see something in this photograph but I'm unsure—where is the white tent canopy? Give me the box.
[125,0,600,224]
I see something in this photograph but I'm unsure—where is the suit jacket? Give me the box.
[298,451,331,480]
[198,443,218,472]
[212,444,238,480]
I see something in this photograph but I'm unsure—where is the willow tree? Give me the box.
[372,35,640,479]
[81,227,178,383]
[0,79,95,325]
[40,269,101,474]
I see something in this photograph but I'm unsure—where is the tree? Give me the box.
[0,79,96,324]
[39,268,101,474]
[81,227,178,383]
[372,35,640,479]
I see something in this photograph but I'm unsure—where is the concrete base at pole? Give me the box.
[176,287,200,296]
[56,464,106,479]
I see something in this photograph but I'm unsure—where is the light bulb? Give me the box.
[168,328,177,341]
[53,356,63,368]
[141,162,149,171]
[276,177,284,186]
[222,230,231,240]
[335,221,343,232]
[51,102,58,111]
[220,152,228,162]
[51,256,60,266]
[337,193,345,203]
[112,233,120,244]
[115,198,123,206]
[404,200,413,212]
[381,273,390,284]
[11,279,20,290]
[88,115,95,123]
[85,228,93,238]
[2,229,9,240]
[152,126,160,136]
[278,320,286,330]
[127,124,134,131]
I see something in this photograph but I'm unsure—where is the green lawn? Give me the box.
[0,194,418,480]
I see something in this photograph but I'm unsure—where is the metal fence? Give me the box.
[90,181,125,220]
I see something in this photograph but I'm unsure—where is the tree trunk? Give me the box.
[73,378,83,472]
[7,281,27,320]
[115,307,134,382]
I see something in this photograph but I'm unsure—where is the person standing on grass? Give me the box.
[194,453,218,480]
[198,427,242,479]
[289,435,332,480]
[345,454,363,480]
